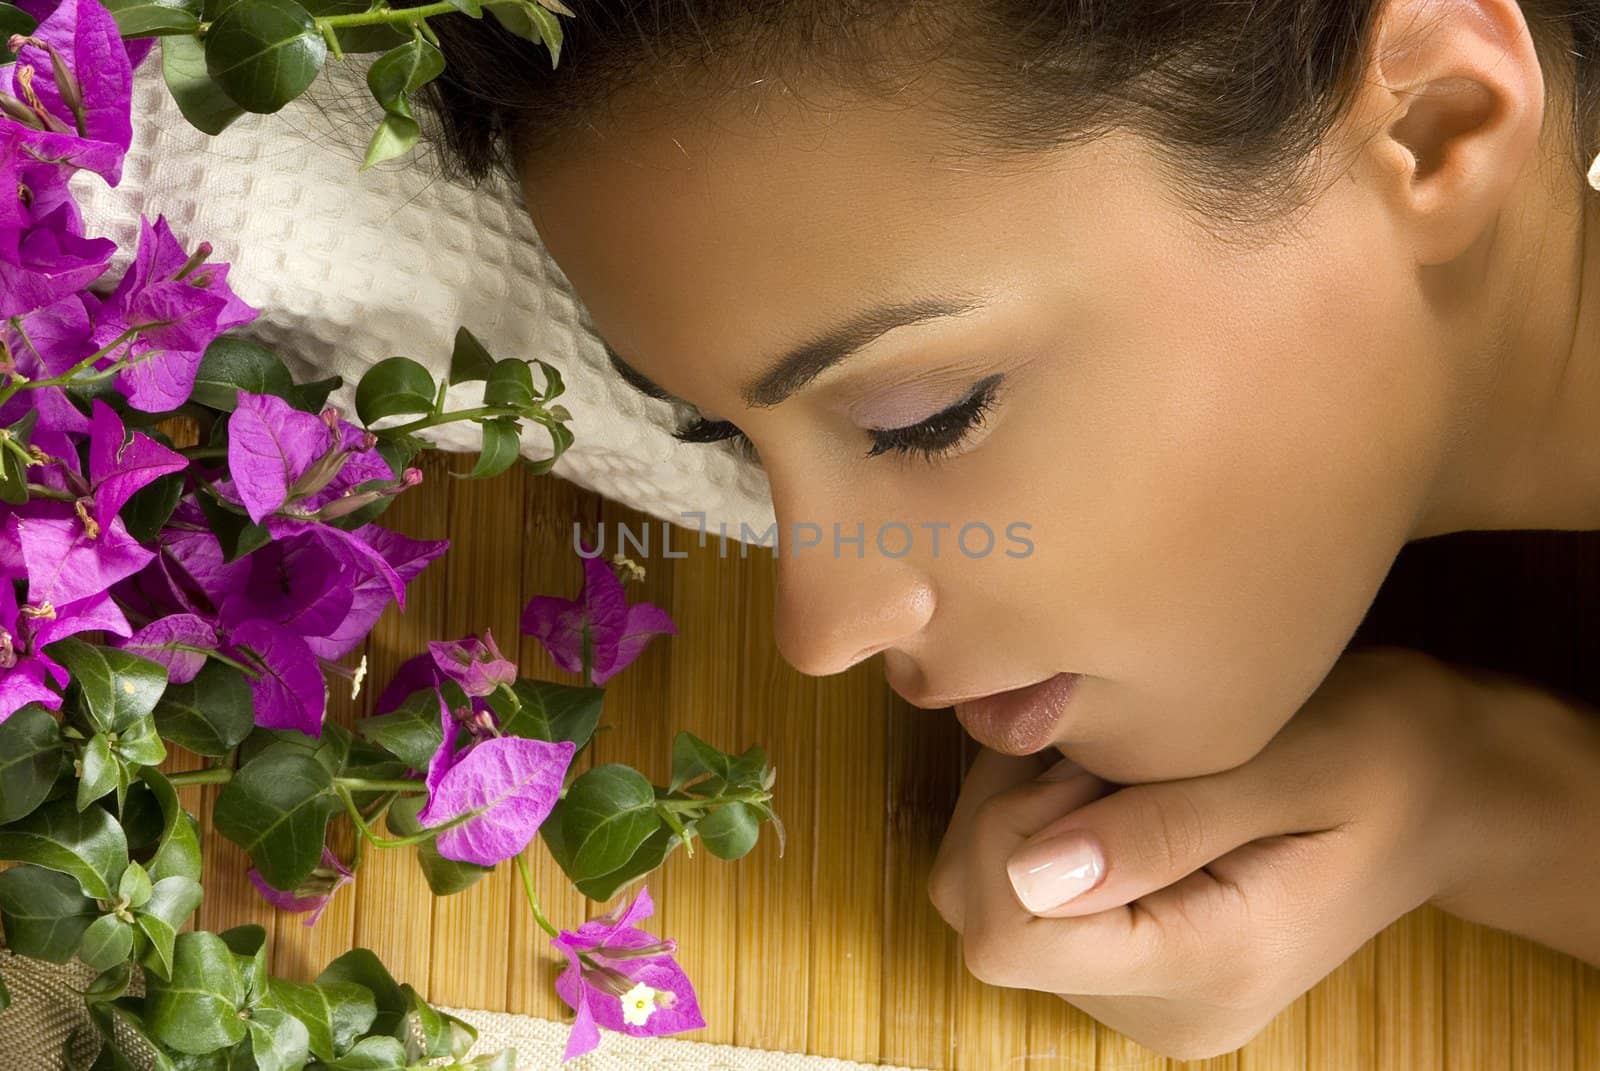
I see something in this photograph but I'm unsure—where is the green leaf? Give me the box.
[0,704,64,824]
[533,358,565,401]
[213,750,340,891]
[0,797,129,900]
[484,0,559,63]
[219,923,269,1009]
[0,3,38,64]
[696,801,760,861]
[457,418,520,481]
[147,932,250,1055]
[203,0,326,114]
[153,661,255,756]
[160,34,247,136]
[482,359,535,410]
[315,1035,407,1070]
[668,730,732,792]
[365,37,444,109]
[83,962,136,1005]
[191,335,296,411]
[0,865,97,962]
[195,488,272,562]
[499,679,603,751]
[114,715,169,769]
[290,375,344,413]
[119,860,154,908]
[121,471,186,542]
[354,688,448,771]
[79,744,126,817]
[51,638,169,736]
[361,109,420,171]
[140,769,204,883]
[103,0,200,36]
[0,441,27,504]
[244,1007,310,1071]
[354,356,436,424]
[542,817,681,902]
[315,949,404,1038]
[555,764,663,880]
[79,912,135,971]
[448,327,495,384]
[444,0,480,15]
[264,978,376,1062]
[136,876,205,981]
[527,0,562,63]
[385,796,491,896]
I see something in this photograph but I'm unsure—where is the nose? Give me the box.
[771,534,935,678]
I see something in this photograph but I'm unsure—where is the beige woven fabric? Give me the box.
[0,953,931,1071]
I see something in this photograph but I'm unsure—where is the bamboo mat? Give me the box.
[161,451,1600,1070]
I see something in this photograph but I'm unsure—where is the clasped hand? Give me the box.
[928,646,1486,1061]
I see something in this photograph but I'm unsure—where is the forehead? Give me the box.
[516,84,1160,393]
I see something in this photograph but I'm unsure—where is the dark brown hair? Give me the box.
[417,1,1600,226]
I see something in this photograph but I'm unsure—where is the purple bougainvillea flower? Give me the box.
[14,511,153,607]
[301,525,447,662]
[247,846,353,924]
[0,291,95,384]
[118,612,217,685]
[549,885,705,1062]
[0,582,130,721]
[82,399,186,530]
[92,215,256,411]
[0,129,115,318]
[226,618,327,737]
[226,392,392,523]
[416,685,575,866]
[427,630,516,698]
[0,0,134,184]
[521,549,676,687]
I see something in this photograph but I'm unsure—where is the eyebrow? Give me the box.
[601,294,990,410]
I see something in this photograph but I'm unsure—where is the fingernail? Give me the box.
[1006,831,1105,913]
[1038,757,1082,782]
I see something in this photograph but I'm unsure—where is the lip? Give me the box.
[951,672,1080,755]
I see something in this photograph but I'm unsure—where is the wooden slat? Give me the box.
[733,549,819,1052]
[427,452,528,1011]
[176,460,1596,1069]
[1444,916,1514,1071]
[1307,937,1376,1070]
[1375,906,1445,1071]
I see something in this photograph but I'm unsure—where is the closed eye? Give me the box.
[672,373,1006,464]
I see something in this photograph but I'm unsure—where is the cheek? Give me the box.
[1013,259,1446,778]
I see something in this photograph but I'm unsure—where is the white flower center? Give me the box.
[620,981,660,1026]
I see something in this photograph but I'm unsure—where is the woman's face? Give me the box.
[518,83,1459,783]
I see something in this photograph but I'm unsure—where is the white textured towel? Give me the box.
[72,53,776,543]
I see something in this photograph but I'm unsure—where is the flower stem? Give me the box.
[334,777,428,794]
[167,767,232,787]
[0,325,144,407]
[513,851,562,940]
[336,785,474,847]
[384,405,519,435]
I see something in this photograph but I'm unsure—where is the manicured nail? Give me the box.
[1006,831,1105,913]
[1038,757,1082,782]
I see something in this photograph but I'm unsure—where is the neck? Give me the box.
[1411,133,1600,539]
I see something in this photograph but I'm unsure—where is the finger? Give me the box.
[1003,759,1335,921]
[930,750,1108,933]
[961,777,1161,994]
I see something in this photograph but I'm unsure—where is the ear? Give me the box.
[1341,0,1546,265]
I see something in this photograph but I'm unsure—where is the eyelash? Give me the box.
[671,373,1006,464]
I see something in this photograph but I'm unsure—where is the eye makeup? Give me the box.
[671,371,1007,464]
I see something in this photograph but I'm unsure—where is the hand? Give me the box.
[927,645,1484,1061]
